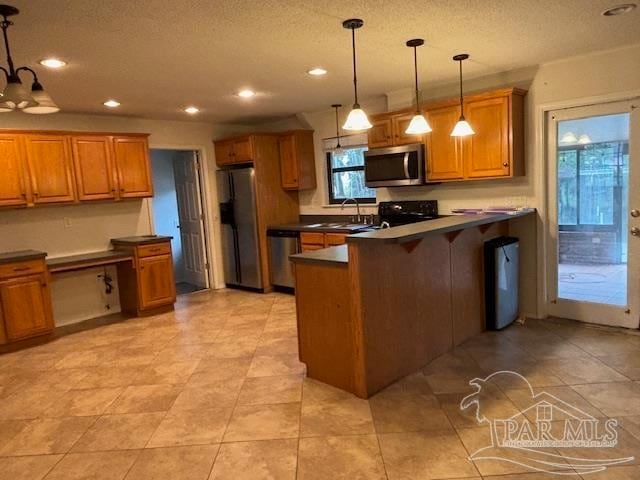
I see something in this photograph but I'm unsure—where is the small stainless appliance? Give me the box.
[377,200,438,226]
[216,167,263,290]
[267,229,300,290]
[364,143,424,187]
[484,237,520,330]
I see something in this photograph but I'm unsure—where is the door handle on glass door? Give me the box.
[631,227,640,236]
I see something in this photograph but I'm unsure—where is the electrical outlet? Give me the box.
[63,217,72,228]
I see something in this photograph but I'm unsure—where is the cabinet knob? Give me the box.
[502,163,509,167]
[120,188,125,193]
[20,192,27,199]
[33,192,39,197]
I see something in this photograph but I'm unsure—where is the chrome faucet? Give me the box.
[341,198,361,223]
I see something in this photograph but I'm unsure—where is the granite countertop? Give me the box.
[111,235,173,246]
[290,245,348,266]
[0,250,47,264]
[347,210,535,244]
[268,223,373,234]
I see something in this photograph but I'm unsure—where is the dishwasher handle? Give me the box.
[267,229,300,238]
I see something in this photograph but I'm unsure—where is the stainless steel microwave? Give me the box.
[364,143,424,187]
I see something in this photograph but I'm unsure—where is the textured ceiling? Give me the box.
[5,0,640,123]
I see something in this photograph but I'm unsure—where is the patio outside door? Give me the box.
[547,99,640,328]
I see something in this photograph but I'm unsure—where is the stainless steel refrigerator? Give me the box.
[216,167,263,290]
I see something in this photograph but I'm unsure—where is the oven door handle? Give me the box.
[403,152,410,179]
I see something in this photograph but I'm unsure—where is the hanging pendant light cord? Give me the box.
[1,15,15,77]
[351,27,359,107]
[458,60,464,118]
[334,106,341,148]
[413,46,420,114]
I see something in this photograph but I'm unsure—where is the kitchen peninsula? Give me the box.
[291,210,534,398]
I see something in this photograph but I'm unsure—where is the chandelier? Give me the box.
[0,4,59,114]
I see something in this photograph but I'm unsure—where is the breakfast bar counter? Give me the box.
[291,210,535,398]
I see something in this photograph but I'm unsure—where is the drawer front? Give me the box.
[325,233,348,246]
[137,242,171,258]
[0,260,45,279]
[301,244,325,253]
[300,232,325,246]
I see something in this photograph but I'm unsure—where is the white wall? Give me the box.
[0,112,248,325]
[150,150,185,283]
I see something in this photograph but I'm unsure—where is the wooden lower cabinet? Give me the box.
[0,261,53,343]
[138,254,176,309]
[300,231,349,251]
[115,240,176,316]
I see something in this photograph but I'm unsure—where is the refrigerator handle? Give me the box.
[229,171,242,284]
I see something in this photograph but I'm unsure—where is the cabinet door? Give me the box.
[112,136,153,198]
[325,233,348,246]
[71,136,116,201]
[424,106,465,181]
[392,112,424,146]
[214,141,234,166]
[0,134,30,207]
[232,137,254,163]
[24,135,76,204]
[0,273,53,341]
[464,96,510,178]
[279,134,298,189]
[367,118,393,149]
[138,254,176,309]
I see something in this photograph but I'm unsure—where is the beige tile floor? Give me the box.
[1,289,640,479]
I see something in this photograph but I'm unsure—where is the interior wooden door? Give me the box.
[425,106,465,181]
[71,136,116,201]
[113,136,153,198]
[0,134,30,207]
[368,118,393,148]
[24,134,76,204]
[138,254,176,309]
[0,274,53,341]
[279,134,298,189]
[464,96,510,178]
[232,137,253,163]
[392,112,424,146]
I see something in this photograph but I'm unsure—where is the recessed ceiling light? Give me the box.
[39,58,67,69]
[602,3,637,15]
[103,99,120,108]
[307,67,328,76]
[237,89,256,98]
[184,106,199,114]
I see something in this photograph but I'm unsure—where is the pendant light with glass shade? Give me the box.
[342,19,372,131]
[450,54,474,137]
[331,103,345,156]
[404,39,432,135]
[0,4,59,114]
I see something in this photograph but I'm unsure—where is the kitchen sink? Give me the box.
[305,222,373,230]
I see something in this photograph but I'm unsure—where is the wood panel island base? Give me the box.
[291,211,534,399]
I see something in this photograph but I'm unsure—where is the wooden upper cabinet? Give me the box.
[214,136,255,166]
[367,118,393,148]
[0,134,30,207]
[232,137,254,163]
[138,253,176,309]
[0,272,53,341]
[279,130,316,190]
[214,141,235,166]
[425,106,465,181]
[112,136,153,198]
[463,95,511,178]
[71,136,117,201]
[24,134,76,204]
[392,112,424,146]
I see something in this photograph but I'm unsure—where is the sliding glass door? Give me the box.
[547,100,639,328]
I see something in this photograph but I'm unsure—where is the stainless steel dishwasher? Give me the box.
[267,229,300,289]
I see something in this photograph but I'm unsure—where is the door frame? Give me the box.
[148,146,216,291]
[539,96,640,328]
